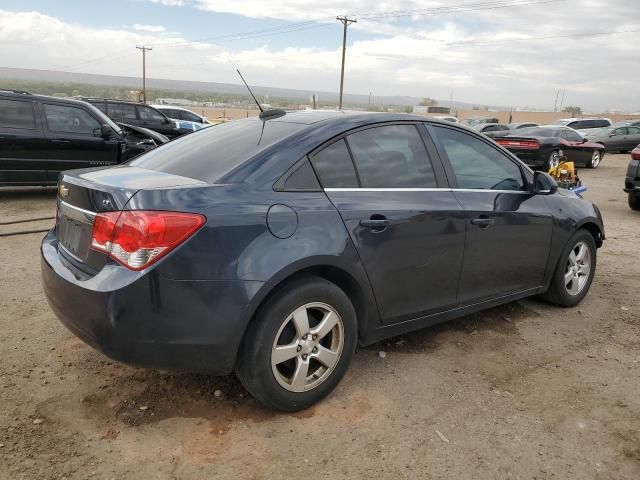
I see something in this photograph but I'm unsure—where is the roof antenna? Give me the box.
[237,69,263,113]
[236,68,286,120]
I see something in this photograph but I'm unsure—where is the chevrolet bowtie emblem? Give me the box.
[59,184,69,198]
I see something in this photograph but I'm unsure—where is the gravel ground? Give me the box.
[1,154,638,480]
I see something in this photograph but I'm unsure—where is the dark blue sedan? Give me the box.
[42,111,605,411]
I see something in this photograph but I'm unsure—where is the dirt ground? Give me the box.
[0,154,638,480]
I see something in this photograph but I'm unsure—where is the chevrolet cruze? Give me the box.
[42,111,604,411]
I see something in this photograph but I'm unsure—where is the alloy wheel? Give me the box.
[271,302,344,393]
[564,241,592,296]
[591,151,601,168]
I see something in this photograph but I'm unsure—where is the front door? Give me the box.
[310,124,466,324]
[41,102,120,181]
[430,125,553,304]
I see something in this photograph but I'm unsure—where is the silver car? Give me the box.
[581,126,640,153]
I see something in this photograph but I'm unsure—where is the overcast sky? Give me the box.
[1,0,638,111]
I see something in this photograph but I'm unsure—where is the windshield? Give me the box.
[129,118,305,182]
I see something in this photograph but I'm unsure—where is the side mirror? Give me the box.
[533,171,558,195]
[100,124,113,139]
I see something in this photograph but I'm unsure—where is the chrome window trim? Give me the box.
[325,188,531,194]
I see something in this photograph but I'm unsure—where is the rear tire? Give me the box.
[629,194,640,211]
[541,229,597,307]
[586,150,603,168]
[236,275,357,411]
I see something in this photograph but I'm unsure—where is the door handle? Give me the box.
[360,216,390,231]
[51,139,70,144]
[470,217,494,228]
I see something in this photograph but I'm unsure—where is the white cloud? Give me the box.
[132,24,167,32]
[0,4,639,112]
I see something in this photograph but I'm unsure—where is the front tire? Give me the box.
[541,229,597,307]
[629,194,640,211]
[236,275,357,411]
[545,150,561,171]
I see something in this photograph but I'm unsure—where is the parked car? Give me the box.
[82,98,191,139]
[552,118,611,130]
[151,105,212,125]
[42,111,605,411]
[495,125,606,169]
[0,90,161,186]
[472,122,511,137]
[581,126,640,153]
[463,116,500,126]
[625,145,640,210]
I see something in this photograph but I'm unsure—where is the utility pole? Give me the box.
[559,90,566,112]
[336,16,357,110]
[136,45,152,103]
[553,89,560,112]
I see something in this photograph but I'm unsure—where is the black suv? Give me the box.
[83,99,188,138]
[0,90,163,186]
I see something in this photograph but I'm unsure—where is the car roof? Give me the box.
[0,90,100,108]
[264,110,445,126]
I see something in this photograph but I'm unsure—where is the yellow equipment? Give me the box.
[548,158,582,190]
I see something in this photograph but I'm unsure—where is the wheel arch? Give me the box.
[233,260,379,369]
[576,219,604,248]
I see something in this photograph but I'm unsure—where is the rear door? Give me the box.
[41,102,120,181]
[430,125,552,303]
[0,96,49,185]
[311,123,466,324]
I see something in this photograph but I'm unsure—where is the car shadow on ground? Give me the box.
[0,186,57,200]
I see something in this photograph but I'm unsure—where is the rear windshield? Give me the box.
[129,118,304,182]
[516,127,558,137]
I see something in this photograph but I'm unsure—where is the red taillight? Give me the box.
[90,211,206,271]
[496,139,540,150]
[632,148,640,161]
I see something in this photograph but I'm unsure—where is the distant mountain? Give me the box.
[0,67,494,110]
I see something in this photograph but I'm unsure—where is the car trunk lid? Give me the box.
[56,166,207,269]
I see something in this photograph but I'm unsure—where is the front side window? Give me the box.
[346,124,436,188]
[180,110,202,123]
[43,104,100,135]
[0,99,35,129]
[614,127,627,136]
[309,139,358,188]
[138,106,166,124]
[434,126,525,191]
[627,127,640,135]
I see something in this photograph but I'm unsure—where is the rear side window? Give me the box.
[0,98,36,129]
[122,104,137,121]
[596,120,610,128]
[107,103,123,122]
[434,126,525,191]
[310,139,358,188]
[43,104,100,135]
[130,118,305,182]
[346,124,436,188]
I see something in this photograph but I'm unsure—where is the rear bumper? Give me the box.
[41,230,263,374]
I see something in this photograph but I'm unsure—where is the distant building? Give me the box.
[155,98,196,106]
[413,105,451,114]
